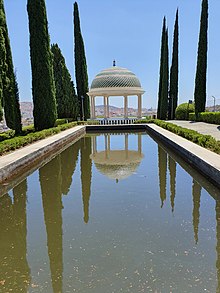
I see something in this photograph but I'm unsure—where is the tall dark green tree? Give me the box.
[73,2,90,120]
[157,17,166,119]
[27,0,57,130]
[168,9,179,120]
[51,43,79,120]
[194,0,208,117]
[0,27,5,121]
[160,28,169,120]
[0,0,22,133]
[157,18,169,120]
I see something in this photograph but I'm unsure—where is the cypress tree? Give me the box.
[157,17,166,119]
[73,2,90,120]
[13,73,22,133]
[168,9,179,120]
[0,0,22,133]
[194,0,208,117]
[27,0,57,130]
[0,27,5,121]
[159,28,169,120]
[51,43,79,120]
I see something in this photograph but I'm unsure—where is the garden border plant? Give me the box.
[0,119,99,155]
[135,118,220,154]
[189,112,220,125]
[1,118,219,156]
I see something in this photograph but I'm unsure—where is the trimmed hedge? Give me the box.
[0,119,101,155]
[0,122,79,155]
[134,118,154,124]
[175,102,195,120]
[77,120,99,125]
[152,119,220,154]
[189,112,220,125]
[135,118,220,154]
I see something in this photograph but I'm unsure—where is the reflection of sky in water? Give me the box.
[0,133,219,292]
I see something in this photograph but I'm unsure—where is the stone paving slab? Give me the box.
[167,120,220,140]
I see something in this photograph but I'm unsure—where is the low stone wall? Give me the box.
[146,124,220,190]
[0,123,219,196]
[0,126,85,195]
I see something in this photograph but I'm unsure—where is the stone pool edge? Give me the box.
[0,125,86,185]
[0,123,219,191]
[86,124,220,189]
[145,124,220,189]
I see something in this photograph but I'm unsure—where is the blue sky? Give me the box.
[4,0,220,109]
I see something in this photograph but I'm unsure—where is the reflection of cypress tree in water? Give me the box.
[168,156,176,213]
[0,194,14,291]
[192,179,201,244]
[81,136,92,223]
[60,140,80,195]
[39,156,63,293]
[0,179,30,292]
[12,180,31,290]
[216,199,220,293]
[158,145,167,208]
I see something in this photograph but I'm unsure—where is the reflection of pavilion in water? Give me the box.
[2,135,220,292]
[90,133,144,182]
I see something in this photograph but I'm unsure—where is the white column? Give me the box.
[93,96,96,119]
[91,96,96,119]
[104,96,107,119]
[137,94,142,119]
[124,95,128,118]
[107,96,110,118]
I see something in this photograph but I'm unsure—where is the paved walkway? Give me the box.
[167,120,220,141]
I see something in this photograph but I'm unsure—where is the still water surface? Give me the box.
[0,132,220,293]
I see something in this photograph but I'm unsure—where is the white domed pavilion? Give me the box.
[87,62,145,119]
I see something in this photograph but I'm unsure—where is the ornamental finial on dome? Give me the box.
[113,59,116,67]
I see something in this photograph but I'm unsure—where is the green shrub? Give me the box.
[153,119,220,154]
[0,129,15,142]
[0,121,78,155]
[77,120,99,125]
[199,112,220,124]
[188,111,220,124]
[189,112,196,121]
[175,102,195,120]
[55,118,74,126]
[134,118,154,124]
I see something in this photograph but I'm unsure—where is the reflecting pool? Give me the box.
[0,132,220,292]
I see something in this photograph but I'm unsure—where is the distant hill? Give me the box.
[20,102,33,118]
[20,102,156,119]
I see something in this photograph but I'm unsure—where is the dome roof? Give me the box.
[90,66,142,89]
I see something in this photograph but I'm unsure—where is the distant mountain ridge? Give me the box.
[19,102,156,119]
